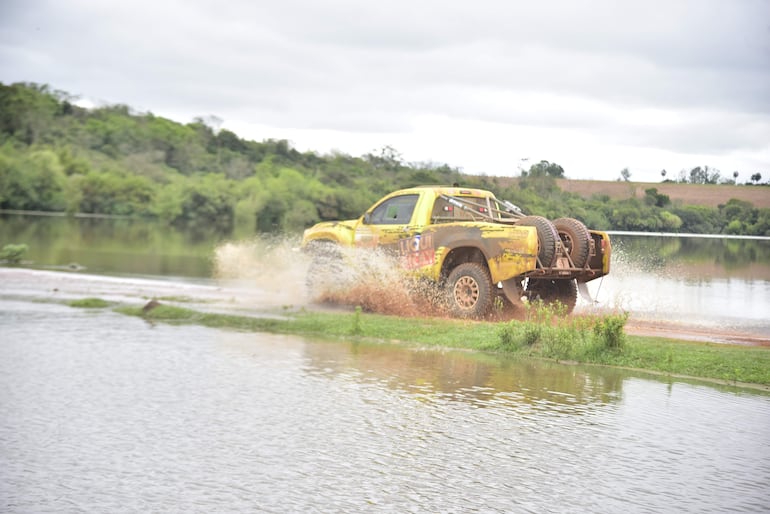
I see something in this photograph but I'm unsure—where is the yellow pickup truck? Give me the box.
[302,186,611,318]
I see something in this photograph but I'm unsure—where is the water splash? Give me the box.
[212,236,311,308]
[304,246,449,317]
[212,237,450,317]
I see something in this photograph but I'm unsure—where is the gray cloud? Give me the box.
[1,0,768,178]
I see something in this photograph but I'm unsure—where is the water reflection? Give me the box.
[0,214,218,277]
[303,341,625,411]
[612,234,770,281]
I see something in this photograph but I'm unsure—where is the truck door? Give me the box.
[355,193,420,248]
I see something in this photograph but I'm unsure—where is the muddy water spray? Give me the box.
[213,237,449,317]
[213,237,311,307]
[212,236,641,321]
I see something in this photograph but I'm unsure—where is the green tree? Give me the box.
[525,160,565,178]
[1,82,765,237]
[75,170,155,216]
[688,166,721,185]
[672,205,724,233]
[174,174,235,229]
[620,167,631,182]
[660,211,683,231]
[0,82,63,145]
[644,188,670,207]
[0,146,66,210]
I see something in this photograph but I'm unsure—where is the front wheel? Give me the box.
[446,262,494,319]
[526,278,578,314]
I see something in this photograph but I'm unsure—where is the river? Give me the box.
[1,292,769,513]
[1,216,770,512]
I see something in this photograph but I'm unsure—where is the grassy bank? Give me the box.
[107,301,770,387]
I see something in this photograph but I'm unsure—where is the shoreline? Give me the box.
[2,267,769,388]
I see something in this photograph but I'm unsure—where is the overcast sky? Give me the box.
[1,0,769,182]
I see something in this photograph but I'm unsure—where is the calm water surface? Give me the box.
[1,296,769,513]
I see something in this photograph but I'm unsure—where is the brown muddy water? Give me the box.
[1,268,770,512]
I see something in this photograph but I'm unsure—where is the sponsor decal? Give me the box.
[399,232,435,270]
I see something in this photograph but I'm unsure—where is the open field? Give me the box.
[496,178,770,208]
[557,179,770,208]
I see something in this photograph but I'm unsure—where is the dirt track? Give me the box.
[557,179,770,209]
[625,319,770,347]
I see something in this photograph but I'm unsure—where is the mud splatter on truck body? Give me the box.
[302,186,611,318]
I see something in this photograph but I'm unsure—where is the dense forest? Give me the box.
[1,82,768,236]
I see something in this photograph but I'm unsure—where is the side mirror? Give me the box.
[363,213,371,224]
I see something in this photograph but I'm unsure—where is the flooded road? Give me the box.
[599,234,770,341]
[2,272,770,512]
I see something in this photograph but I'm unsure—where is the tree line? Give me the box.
[1,82,768,236]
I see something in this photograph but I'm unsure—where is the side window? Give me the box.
[368,194,419,225]
[431,196,492,222]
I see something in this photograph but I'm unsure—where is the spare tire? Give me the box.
[553,218,591,268]
[518,215,558,267]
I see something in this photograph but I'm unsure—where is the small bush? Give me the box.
[498,323,516,349]
[0,243,28,264]
[593,312,629,350]
[496,304,630,361]
[497,322,529,351]
[522,323,542,346]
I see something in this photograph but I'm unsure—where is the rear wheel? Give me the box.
[553,218,591,268]
[526,278,578,314]
[518,216,558,267]
[446,262,494,319]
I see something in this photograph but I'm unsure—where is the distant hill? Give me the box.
[1,82,768,235]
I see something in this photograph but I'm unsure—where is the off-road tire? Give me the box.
[518,216,559,267]
[553,217,591,268]
[446,262,494,319]
[526,278,578,314]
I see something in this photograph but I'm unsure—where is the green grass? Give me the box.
[109,300,770,387]
[603,337,770,386]
[68,297,111,308]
